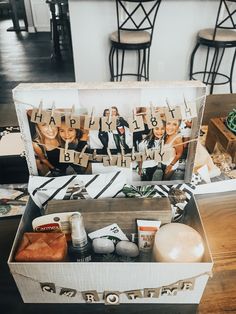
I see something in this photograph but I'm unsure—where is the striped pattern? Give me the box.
[120,183,196,222]
[32,178,55,196]
[94,172,121,199]
[154,183,196,222]
[41,176,77,207]
[121,183,195,200]
[154,183,196,200]
[28,172,126,209]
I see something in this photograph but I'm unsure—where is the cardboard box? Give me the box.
[205,117,236,163]
[8,197,212,304]
[8,81,213,304]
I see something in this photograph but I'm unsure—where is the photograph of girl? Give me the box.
[26,103,192,181]
[135,112,190,182]
[90,106,132,154]
[162,119,184,181]
[138,122,165,181]
[28,111,90,176]
[58,116,90,175]
[31,122,63,176]
[133,106,150,151]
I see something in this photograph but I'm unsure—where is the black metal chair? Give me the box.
[109,0,162,81]
[46,0,71,60]
[190,0,236,94]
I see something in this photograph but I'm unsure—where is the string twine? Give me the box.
[14,94,202,161]
[27,138,198,159]
[10,269,212,297]
[13,94,206,115]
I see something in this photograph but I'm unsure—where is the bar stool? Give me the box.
[46,0,71,60]
[190,0,236,94]
[109,0,162,81]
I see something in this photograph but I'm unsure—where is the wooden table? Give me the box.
[196,191,236,314]
[0,190,235,313]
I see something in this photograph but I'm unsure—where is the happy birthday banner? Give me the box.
[11,270,211,305]
[30,101,197,132]
[27,100,199,169]
[29,137,197,169]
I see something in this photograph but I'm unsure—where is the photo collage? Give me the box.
[26,101,196,184]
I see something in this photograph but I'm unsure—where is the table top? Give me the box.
[0,190,235,313]
[195,191,236,314]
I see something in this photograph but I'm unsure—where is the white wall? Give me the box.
[68,0,235,94]
[24,0,36,33]
[29,0,50,32]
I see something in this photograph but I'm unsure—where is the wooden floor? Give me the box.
[0,19,75,127]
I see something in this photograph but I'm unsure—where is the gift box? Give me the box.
[8,81,213,304]
[8,196,212,304]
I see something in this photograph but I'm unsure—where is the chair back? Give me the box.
[115,0,162,43]
[213,0,236,37]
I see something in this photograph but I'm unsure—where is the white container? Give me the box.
[8,196,213,304]
[8,81,212,304]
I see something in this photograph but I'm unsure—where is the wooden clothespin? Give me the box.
[159,138,164,153]
[107,148,112,161]
[183,95,188,110]
[183,95,192,119]
[166,98,171,111]
[80,144,88,158]
[132,108,136,120]
[108,107,112,124]
[51,101,55,118]
[92,149,97,160]
[65,139,69,154]
[31,100,44,124]
[150,102,154,116]
[145,147,149,158]
[38,100,43,115]
[70,104,75,119]
[131,146,135,160]
[121,146,125,162]
[90,106,95,124]
[165,98,177,119]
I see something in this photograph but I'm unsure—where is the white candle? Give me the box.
[153,223,205,263]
